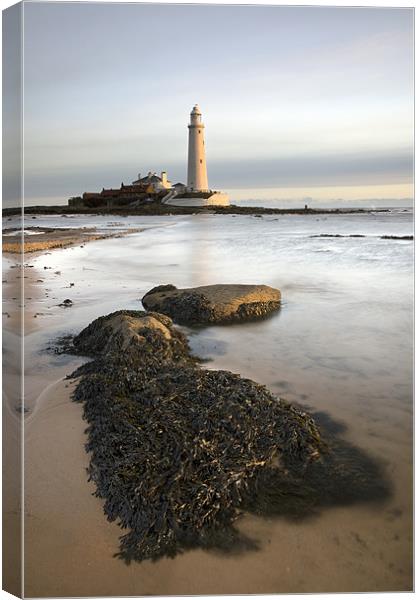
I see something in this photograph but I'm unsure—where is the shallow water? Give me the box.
[4,209,413,593]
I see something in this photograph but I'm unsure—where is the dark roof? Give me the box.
[133,173,163,185]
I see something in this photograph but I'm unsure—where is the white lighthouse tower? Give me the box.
[162,105,230,207]
[187,104,209,191]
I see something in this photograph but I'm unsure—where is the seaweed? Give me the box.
[69,310,391,563]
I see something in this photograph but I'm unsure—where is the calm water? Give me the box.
[4,208,413,592]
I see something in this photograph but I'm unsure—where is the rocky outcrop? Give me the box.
[70,310,325,561]
[73,309,191,363]
[69,309,389,563]
[142,283,281,325]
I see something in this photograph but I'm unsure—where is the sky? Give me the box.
[6,2,414,206]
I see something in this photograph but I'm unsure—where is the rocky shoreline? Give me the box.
[65,308,390,563]
[310,233,413,241]
[3,203,392,217]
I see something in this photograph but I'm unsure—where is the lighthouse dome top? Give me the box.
[191,104,201,115]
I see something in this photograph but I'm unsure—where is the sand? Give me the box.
[3,226,144,254]
[2,256,24,596]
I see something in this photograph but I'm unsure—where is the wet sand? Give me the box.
[2,213,412,596]
[24,377,411,597]
[2,254,25,596]
[3,226,145,254]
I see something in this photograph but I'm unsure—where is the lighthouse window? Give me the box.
[198,130,201,133]
[200,159,203,164]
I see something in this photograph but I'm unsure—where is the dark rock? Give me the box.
[59,299,73,307]
[380,235,413,241]
[142,283,281,325]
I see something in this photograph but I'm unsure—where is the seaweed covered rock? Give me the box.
[70,310,390,563]
[73,310,191,364]
[141,283,281,325]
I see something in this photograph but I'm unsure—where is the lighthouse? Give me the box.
[162,105,230,207]
[187,104,209,191]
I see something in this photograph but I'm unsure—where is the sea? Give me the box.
[3,206,414,592]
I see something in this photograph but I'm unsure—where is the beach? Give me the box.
[3,209,413,595]
[2,224,146,254]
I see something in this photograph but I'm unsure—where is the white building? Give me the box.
[132,171,172,192]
